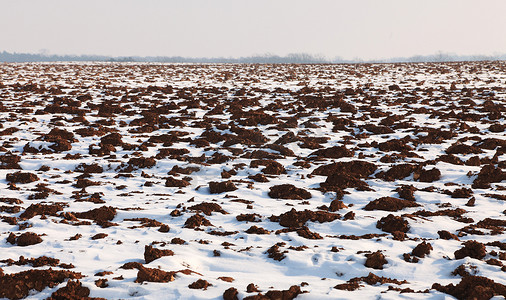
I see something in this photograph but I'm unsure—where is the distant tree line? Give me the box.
[1,50,505,63]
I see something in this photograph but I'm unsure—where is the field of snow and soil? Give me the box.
[0,62,505,300]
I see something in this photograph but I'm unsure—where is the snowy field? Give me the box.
[0,62,505,299]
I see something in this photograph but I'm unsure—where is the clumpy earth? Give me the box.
[0,62,504,299]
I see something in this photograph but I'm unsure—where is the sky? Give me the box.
[1,0,506,60]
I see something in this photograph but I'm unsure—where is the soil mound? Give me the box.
[472,164,505,189]
[20,203,65,219]
[376,164,418,181]
[396,185,417,201]
[135,267,175,283]
[74,206,117,223]
[415,168,441,182]
[189,279,212,290]
[432,276,506,300]
[188,202,228,216]
[454,240,486,260]
[309,146,354,159]
[412,241,433,258]
[48,280,101,300]
[268,184,311,200]
[262,161,286,175]
[6,172,39,184]
[144,245,175,263]
[272,208,340,228]
[184,214,213,228]
[312,160,377,177]
[377,214,409,233]
[365,251,388,269]
[321,173,371,191]
[0,269,83,299]
[209,181,238,194]
[7,232,43,246]
[165,176,190,187]
[364,196,420,211]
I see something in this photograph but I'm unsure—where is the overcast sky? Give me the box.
[1,0,505,60]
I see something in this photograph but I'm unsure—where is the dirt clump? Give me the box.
[6,171,39,184]
[454,240,487,260]
[75,163,103,173]
[364,196,420,211]
[415,168,441,182]
[74,206,117,224]
[365,251,388,269]
[91,233,108,240]
[0,256,60,268]
[451,188,473,198]
[309,146,354,159]
[144,245,175,263]
[272,208,340,228]
[266,243,287,261]
[188,279,212,290]
[245,285,303,300]
[20,203,66,219]
[268,184,311,200]
[165,176,190,187]
[262,161,286,175]
[378,139,413,152]
[312,160,377,177]
[335,272,408,291]
[445,143,483,155]
[209,180,238,194]
[321,173,371,191]
[296,226,323,239]
[135,267,175,283]
[376,164,418,181]
[7,232,43,246]
[248,173,269,182]
[472,164,505,189]
[412,241,433,258]
[188,202,228,216]
[0,269,83,299]
[329,199,347,211]
[0,154,21,169]
[223,287,239,300]
[438,230,460,240]
[184,214,213,228]
[432,276,506,300]
[396,185,417,201]
[245,226,271,235]
[377,214,410,233]
[48,280,102,300]
[236,213,262,222]
[100,132,123,146]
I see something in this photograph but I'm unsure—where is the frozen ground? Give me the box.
[0,62,505,299]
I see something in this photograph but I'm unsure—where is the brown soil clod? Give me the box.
[0,269,83,299]
[188,279,212,290]
[188,202,228,216]
[432,276,506,300]
[135,267,175,283]
[376,214,410,233]
[209,181,238,194]
[223,287,239,300]
[454,240,487,260]
[144,245,175,263]
[268,184,311,200]
[6,171,39,184]
[364,196,420,212]
[7,232,43,246]
[365,251,388,269]
[184,214,213,229]
[272,208,340,228]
